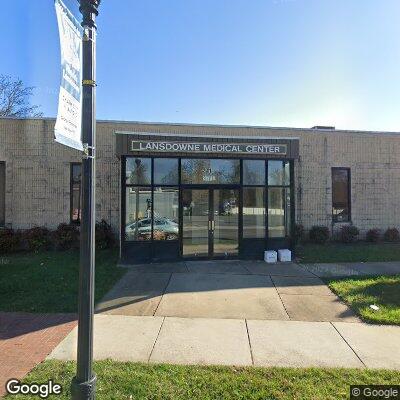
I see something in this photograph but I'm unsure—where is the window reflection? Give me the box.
[123,157,294,245]
[153,187,179,240]
[285,188,291,236]
[243,160,265,185]
[243,187,265,238]
[126,157,151,185]
[125,187,152,241]
[213,189,239,256]
[154,158,178,185]
[268,160,290,186]
[182,189,209,257]
[332,168,350,222]
[181,159,240,184]
[0,162,4,226]
[268,187,290,238]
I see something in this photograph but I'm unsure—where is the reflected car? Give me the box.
[126,218,178,240]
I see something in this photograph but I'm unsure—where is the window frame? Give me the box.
[242,186,266,239]
[0,161,5,227]
[125,186,153,241]
[124,157,180,242]
[180,158,241,185]
[152,186,179,241]
[331,167,351,223]
[70,162,82,224]
[126,157,152,185]
[153,158,179,185]
[242,159,266,186]
[121,156,294,248]
[266,160,292,239]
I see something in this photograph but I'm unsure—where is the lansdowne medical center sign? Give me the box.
[131,140,287,155]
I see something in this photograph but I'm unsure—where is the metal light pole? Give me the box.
[71,1,100,399]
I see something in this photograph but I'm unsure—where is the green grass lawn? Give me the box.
[296,242,400,263]
[0,249,124,313]
[5,360,400,400]
[327,275,400,325]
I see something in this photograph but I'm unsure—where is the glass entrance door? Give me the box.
[213,189,239,256]
[182,189,210,257]
[182,188,239,258]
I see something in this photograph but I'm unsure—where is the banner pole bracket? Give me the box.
[82,79,97,87]
[83,143,96,159]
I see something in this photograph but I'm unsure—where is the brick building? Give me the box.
[0,117,399,263]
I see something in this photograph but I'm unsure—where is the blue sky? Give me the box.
[1,0,400,131]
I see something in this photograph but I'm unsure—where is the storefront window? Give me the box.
[243,187,265,238]
[268,160,290,186]
[243,160,265,185]
[332,168,351,222]
[125,187,152,241]
[153,187,179,240]
[122,157,294,253]
[181,159,240,184]
[154,158,178,185]
[126,157,151,185]
[0,162,5,226]
[285,188,291,236]
[268,187,285,238]
[267,160,291,238]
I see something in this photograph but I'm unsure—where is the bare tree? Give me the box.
[0,75,43,117]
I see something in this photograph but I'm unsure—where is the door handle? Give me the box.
[211,220,215,230]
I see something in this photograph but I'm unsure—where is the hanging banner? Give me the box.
[54,0,83,151]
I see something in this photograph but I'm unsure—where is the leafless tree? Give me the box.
[0,75,43,117]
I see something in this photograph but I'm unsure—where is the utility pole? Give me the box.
[71,1,100,399]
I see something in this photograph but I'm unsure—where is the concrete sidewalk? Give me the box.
[301,261,400,278]
[95,261,362,322]
[48,314,400,370]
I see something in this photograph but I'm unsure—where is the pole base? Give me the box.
[71,374,97,400]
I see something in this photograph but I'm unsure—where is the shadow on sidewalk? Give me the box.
[0,312,77,340]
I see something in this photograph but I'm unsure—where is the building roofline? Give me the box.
[1,116,399,136]
[114,130,300,141]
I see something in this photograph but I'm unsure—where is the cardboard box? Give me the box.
[278,249,292,262]
[264,250,277,263]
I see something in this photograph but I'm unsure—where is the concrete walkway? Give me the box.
[48,261,400,370]
[301,261,400,278]
[95,261,365,322]
[48,314,400,370]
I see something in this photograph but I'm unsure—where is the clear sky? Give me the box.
[2,0,400,131]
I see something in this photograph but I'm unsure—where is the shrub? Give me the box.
[0,228,21,254]
[153,230,166,240]
[95,220,115,249]
[384,228,400,242]
[309,225,330,244]
[294,224,305,244]
[53,223,80,250]
[23,226,51,252]
[366,228,380,243]
[340,225,359,243]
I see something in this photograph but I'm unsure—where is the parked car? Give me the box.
[126,217,178,240]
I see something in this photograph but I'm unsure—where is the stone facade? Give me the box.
[0,117,399,236]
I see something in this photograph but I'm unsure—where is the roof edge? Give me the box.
[1,116,399,135]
